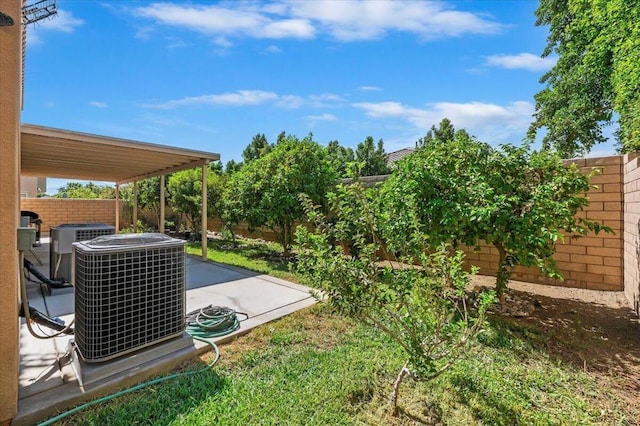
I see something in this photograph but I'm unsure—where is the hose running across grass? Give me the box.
[38,306,246,426]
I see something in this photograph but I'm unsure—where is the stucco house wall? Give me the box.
[0,0,23,421]
[19,176,45,197]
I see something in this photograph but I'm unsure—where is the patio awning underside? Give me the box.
[20,123,219,184]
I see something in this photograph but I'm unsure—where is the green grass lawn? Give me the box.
[186,238,300,283]
[59,239,632,425]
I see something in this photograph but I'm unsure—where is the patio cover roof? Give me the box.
[20,123,220,184]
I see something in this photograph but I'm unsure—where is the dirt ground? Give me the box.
[473,276,640,421]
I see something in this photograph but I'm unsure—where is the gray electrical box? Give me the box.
[17,227,36,252]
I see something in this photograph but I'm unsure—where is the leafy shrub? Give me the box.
[296,181,494,415]
[380,136,610,301]
[225,134,338,256]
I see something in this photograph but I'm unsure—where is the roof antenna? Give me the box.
[22,0,57,26]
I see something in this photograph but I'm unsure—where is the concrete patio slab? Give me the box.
[18,326,63,400]
[14,238,316,425]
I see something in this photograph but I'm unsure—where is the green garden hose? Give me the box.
[186,305,248,338]
[38,305,246,426]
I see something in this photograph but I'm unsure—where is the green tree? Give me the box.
[209,171,239,244]
[242,133,273,163]
[296,182,494,415]
[326,140,355,177]
[136,177,162,228]
[224,159,243,174]
[225,134,338,256]
[416,117,455,147]
[53,182,115,199]
[416,118,472,148]
[168,165,229,235]
[528,0,640,156]
[381,134,609,301]
[355,136,391,176]
[209,160,224,175]
[167,168,206,230]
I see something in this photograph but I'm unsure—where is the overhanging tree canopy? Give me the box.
[528,0,640,157]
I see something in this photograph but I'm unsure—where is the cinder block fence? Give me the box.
[19,154,640,314]
[466,155,624,292]
[325,154,640,314]
[20,198,117,231]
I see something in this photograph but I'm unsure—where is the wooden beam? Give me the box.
[115,184,120,233]
[21,124,221,159]
[202,163,208,261]
[20,125,220,186]
[133,180,138,233]
[160,174,165,234]
[117,159,209,185]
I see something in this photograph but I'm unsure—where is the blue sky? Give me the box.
[21,0,617,194]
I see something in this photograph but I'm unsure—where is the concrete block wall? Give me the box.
[20,198,117,234]
[18,153,638,311]
[207,217,279,242]
[463,156,624,291]
[623,153,640,315]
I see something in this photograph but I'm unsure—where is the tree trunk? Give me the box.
[282,221,291,257]
[390,362,411,417]
[228,225,237,247]
[494,242,511,303]
[276,222,290,257]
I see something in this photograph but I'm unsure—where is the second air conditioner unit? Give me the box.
[50,223,115,282]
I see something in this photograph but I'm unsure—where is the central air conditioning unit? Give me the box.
[72,233,186,363]
[50,223,115,282]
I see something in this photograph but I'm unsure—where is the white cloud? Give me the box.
[275,95,305,109]
[145,90,350,110]
[262,18,314,38]
[354,101,408,117]
[214,37,233,48]
[166,37,188,49]
[262,45,283,54]
[134,3,315,40]
[27,9,83,44]
[308,93,346,107]
[135,27,153,40]
[146,90,280,109]
[144,90,309,110]
[353,100,535,143]
[485,53,557,72]
[133,1,501,43]
[89,101,108,108]
[284,0,503,41]
[305,113,337,121]
[358,86,381,92]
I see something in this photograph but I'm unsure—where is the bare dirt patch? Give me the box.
[474,277,640,422]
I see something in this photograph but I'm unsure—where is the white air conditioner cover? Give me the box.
[73,233,186,362]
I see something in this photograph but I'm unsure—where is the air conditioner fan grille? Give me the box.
[74,242,185,362]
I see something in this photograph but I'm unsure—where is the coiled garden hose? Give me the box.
[186,305,248,338]
[38,306,247,425]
